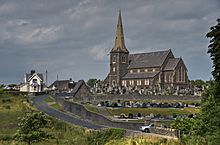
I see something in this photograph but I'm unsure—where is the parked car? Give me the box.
[140,123,155,133]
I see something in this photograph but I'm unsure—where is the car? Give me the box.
[140,123,155,133]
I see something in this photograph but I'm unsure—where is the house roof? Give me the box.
[164,58,181,71]
[128,50,172,69]
[26,73,43,82]
[122,71,160,79]
[49,80,69,88]
[72,80,84,95]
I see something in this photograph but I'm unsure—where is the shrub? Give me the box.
[3,105,11,110]
[0,135,12,141]
[87,128,125,145]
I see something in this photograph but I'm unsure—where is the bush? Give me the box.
[0,135,12,141]
[87,128,125,145]
[3,105,11,110]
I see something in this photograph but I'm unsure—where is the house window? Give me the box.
[113,67,116,72]
[33,79,37,83]
[122,56,126,63]
[137,69,140,73]
[153,68,156,72]
[34,86,36,91]
[145,79,149,85]
[145,69,148,72]
[129,70,133,73]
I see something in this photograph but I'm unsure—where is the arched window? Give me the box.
[122,56,126,63]
[113,56,116,63]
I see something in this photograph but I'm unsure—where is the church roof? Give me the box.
[110,9,129,53]
[122,71,159,79]
[164,58,180,71]
[128,50,172,69]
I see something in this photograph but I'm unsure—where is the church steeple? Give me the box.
[111,9,129,53]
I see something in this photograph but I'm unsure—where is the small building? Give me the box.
[49,78,75,92]
[20,70,45,92]
[50,79,91,98]
[72,80,91,98]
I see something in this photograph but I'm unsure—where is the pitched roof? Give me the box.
[26,73,43,81]
[72,80,84,95]
[164,58,180,71]
[49,80,69,88]
[128,50,172,69]
[122,71,159,79]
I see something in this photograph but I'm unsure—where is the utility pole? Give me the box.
[45,70,48,86]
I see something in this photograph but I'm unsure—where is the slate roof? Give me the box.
[49,80,69,88]
[122,71,160,79]
[164,58,180,71]
[128,50,171,69]
[26,73,43,81]
[72,80,84,95]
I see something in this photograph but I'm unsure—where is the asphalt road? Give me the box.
[32,95,104,129]
[32,95,178,140]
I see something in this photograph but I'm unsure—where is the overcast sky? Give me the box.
[0,0,219,85]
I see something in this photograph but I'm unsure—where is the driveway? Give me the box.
[32,95,104,129]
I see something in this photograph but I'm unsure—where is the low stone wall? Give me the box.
[58,98,178,137]
[63,100,144,130]
[73,94,200,102]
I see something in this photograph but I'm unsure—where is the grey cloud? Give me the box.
[0,0,218,84]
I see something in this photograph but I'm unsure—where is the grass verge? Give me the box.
[107,107,200,116]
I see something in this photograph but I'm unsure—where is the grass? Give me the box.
[107,107,200,116]
[43,96,54,103]
[50,103,61,110]
[0,93,29,144]
[112,99,201,105]
[0,92,127,145]
[84,104,111,116]
[106,135,179,145]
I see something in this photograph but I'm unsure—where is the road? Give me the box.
[32,95,104,129]
[32,95,178,140]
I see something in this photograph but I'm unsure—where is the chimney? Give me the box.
[30,70,36,75]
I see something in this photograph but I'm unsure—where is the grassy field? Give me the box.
[50,103,61,110]
[0,92,29,144]
[107,99,201,105]
[106,136,179,145]
[43,96,54,103]
[0,91,183,145]
[107,107,200,116]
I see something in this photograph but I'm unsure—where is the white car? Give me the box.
[140,123,155,133]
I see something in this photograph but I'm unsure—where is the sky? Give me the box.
[0,0,219,85]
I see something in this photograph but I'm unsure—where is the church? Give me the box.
[105,10,189,93]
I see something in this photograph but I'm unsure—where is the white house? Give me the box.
[20,70,45,92]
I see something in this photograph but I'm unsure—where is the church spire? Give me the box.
[111,9,129,53]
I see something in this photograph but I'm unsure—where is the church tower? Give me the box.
[109,10,129,87]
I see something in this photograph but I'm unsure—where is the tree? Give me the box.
[190,80,205,87]
[206,18,220,101]
[87,78,98,87]
[172,18,220,144]
[14,112,52,145]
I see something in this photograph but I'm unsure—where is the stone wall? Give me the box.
[57,97,178,137]
[73,94,200,102]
